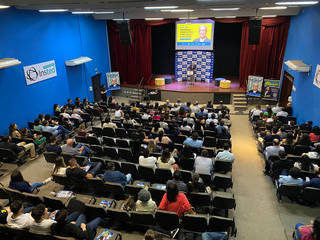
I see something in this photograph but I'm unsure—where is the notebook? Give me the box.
[95,229,114,240]
[56,191,73,198]
[100,200,112,210]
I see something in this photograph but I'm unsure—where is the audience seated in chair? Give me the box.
[9,170,51,193]
[42,120,70,140]
[135,189,157,213]
[194,149,214,176]
[295,216,320,240]
[178,144,194,159]
[264,139,284,161]
[9,123,21,138]
[45,135,62,154]
[183,132,203,149]
[0,135,38,160]
[78,123,94,137]
[66,158,101,179]
[132,127,152,144]
[216,127,231,140]
[155,130,172,145]
[276,107,289,118]
[167,170,188,194]
[268,151,293,177]
[139,148,157,172]
[103,161,132,187]
[216,121,229,134]
[187,174,206,194]
[53,156,67,176]
[147,140,161,154]
[215,143,235,164]
[294,155,316,172]
[6,200,34,229]
[62,139,91,157]
[157,148,178,174]
[277,167,306,187]
[71,109,84,122]
[29,203,56,233]
[103,116,117,132]
[60,107,71,120]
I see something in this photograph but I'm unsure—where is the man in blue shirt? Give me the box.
[103,162,132,187]
[196,107,207,118]
[303,174,320,189]
[42,121,70,140]
[183,132,203,149]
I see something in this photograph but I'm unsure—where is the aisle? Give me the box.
[230,114,287,239]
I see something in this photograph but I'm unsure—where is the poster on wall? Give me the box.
[313,64,320,89]
[106,72,121,90]
[246,75,264,97]
[23,60,57,86]
[262,79,280,101]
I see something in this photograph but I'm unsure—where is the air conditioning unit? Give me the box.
[65,57,92,66]
[285,60,311,73]
[0,58,21,69]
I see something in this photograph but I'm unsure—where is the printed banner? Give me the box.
[313,64,320,89]
[106,72,121,90]
[175,51,214,82]
[246,75,264,97]
[262,79,280,101]
[24,60,57,85]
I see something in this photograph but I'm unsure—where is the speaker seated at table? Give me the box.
[155,78,165,86]
[215,78,225,87]
[220,80,231,89]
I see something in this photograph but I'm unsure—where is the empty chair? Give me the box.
[74,136,89,144]
[138,166,155,180]
[212,173,233,191]
[27,121,34,129]
[204,130,216,137]
[5,188,26,202]
[23,193,44,206]
[0,148,27,166]
[292,145,310,156]
[87,136,101,145]
[149,187,166,205]
[43,196,66,211]
[276,184,301,203]
[67,198,85,214]
[155,210,180,231]
[199,173,212,187]
[103,146,119,159]
[29,230,55,240]
[44,152,59,164]
[84,203,109,221]
[180,130,191,137]
[69,176,89,190]
[118,148,134,162]
[217,139,232,149]
[86,178,108,193]
[0,187,11,201]
[209,215,237,237]
[102,136,116,147]
[300,187,320,204]
[52,174,70,190]
[189,192,211,208]
[131,211,156,226]
[214,161,232,174]
[91,108,103,120]
[60,153,73,166]
[92,127,104,137]
[212,192,236,217]
[180,170,193,183]
[204,137,217,148]
[90,157,106,170]
[182,214,208,233]
[103,128,115,137]
[156,168,173,182]
[180,158,195,171]
[116,139,131,148]
[90,145,105,157]
[107,208,131,223]
[115,128,127,138]
[177,135,187,144]
[123,123,134,130]
[121,162,139,178]
[5,224,32,240]
[105,182,126,196]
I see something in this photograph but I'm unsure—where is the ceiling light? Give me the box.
[161,9,194,12]
[39,9,68,12]
[144,6,178,10]
[276,1,318,5]
[72,11,94,14]
[210,8,240,11]
[94,12,114,14]
[215,16,237,18]
[259,6,288,9]
[113,19,130,21]
[262,15,277,17]
[0,5,10,9]
[179,17,199,19]
[145,18,164,20]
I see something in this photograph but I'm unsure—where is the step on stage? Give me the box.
[118,76,245,104]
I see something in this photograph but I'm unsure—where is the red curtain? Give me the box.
[107,17,291,88]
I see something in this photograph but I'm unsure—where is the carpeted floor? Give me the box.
[1,99,320,240]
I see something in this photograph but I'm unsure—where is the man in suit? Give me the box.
[189,62,196,84]
[248,83,261,94]
[109,78,120,88]
[263,86,271,98]
[193,25,211,42]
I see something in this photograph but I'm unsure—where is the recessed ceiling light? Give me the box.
[210,8,240,11]
[72,11,94,14]
[179,17,199,19]
[39,9,68,12]
[161,9,194,12]
[215,16,237,18]
[113,19,130,21]
[276,1,318,5]
[94,12,114,14]
[0,5,10,9]
[259,6,288,9]
[145,18,164,20]
[144,6,178,10]
[262,15,277,17]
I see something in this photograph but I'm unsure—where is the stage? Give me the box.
[115,75,245,104]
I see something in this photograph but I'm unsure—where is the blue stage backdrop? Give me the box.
[175,51,214,82]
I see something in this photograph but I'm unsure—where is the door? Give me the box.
[279,70,294,107]
[91,73,102,102]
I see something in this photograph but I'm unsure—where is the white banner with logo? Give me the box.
[23,60,57,85]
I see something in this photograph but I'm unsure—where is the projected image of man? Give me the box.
[193,25,211,43]
[109,78,120,88]
[249,83,261,94]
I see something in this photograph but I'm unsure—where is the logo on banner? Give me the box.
[24,60,57,85]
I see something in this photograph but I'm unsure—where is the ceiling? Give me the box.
[2,0,317,20]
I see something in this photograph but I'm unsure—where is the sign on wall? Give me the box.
[313,64,320,89]
[106,72,121,90]
[246,75,264,97]
[23,60,57,86]
[262,79,280,101]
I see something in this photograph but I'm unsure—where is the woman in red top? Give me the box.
[309,126,320,142]
[158,182,190,218]
[152,111,161,120]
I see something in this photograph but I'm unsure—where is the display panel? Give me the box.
[106,72,121,90]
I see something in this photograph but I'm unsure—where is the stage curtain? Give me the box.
[239,16,291,89]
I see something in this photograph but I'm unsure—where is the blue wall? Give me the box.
[0,8,111,135]
[282,6,320,126]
